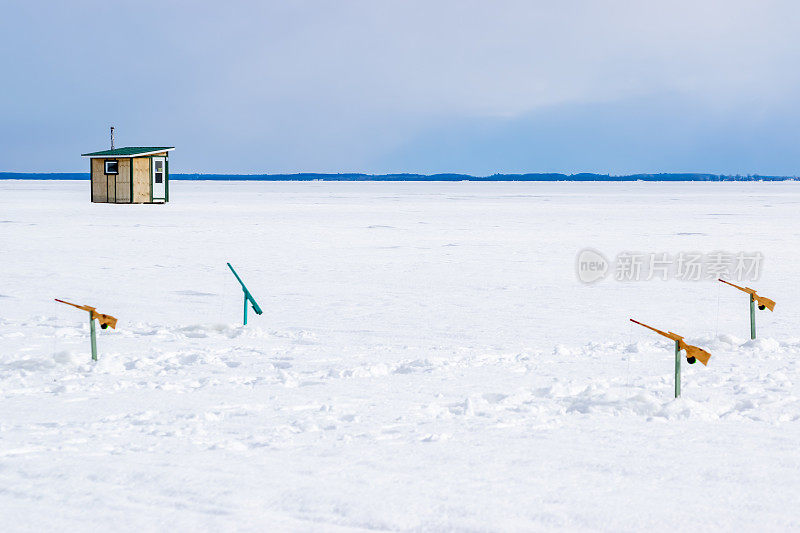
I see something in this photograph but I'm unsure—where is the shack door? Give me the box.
[152,157,166,201]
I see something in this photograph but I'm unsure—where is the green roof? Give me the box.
[81,146,175,157]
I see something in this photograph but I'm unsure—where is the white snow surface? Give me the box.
[1,180,799,531]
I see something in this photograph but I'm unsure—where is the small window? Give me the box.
[105,160,119,174]
[155,160,163,171]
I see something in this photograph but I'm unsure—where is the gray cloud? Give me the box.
[2,1,799,173]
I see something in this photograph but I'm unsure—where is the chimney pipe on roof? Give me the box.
[110,126,115,150]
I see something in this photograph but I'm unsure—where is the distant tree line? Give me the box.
[1,172,796,181]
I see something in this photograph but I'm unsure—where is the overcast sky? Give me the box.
[2,1,799,175]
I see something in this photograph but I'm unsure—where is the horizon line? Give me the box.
[0,171,798,182]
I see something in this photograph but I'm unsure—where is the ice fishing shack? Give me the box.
[82,144,174,204]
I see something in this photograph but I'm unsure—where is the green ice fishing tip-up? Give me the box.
[227,262,263,325]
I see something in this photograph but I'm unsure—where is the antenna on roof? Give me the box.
[110,126,115,150]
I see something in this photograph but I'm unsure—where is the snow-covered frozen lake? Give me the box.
[1,180,798,531]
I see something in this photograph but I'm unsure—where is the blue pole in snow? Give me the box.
[227,263,263,326]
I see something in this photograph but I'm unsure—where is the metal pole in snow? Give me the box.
[750,294,756,340]
[55,299,115,361]
[674,340,681,398]
[90,314,98,361]
[228,263,262,326]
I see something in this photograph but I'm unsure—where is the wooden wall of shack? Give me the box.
[132,157,151,203]
[90,152,168,203]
